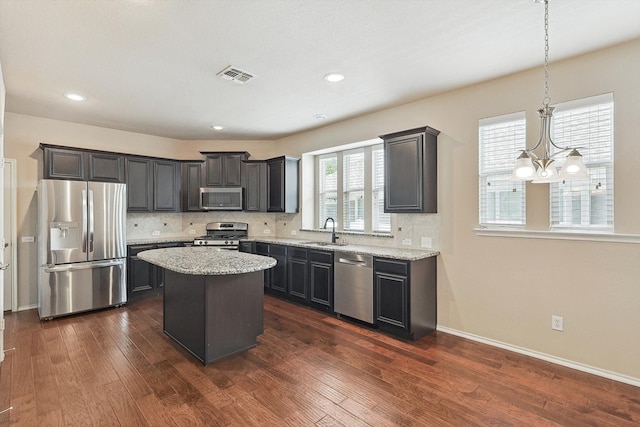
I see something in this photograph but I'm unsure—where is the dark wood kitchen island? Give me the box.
[137,247,276,364]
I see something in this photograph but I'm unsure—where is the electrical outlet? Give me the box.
[188,229,196,235]
[21,236,35,243]
[421,237,432,248]
[402,239,412,246]
[551,315,564,331]
[291,230,297,235]
[152,231,160,236]
[263,229,271,234]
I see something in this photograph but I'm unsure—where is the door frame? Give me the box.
[4,158,17,312]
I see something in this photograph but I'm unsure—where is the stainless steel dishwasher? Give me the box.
[334,251,374,324]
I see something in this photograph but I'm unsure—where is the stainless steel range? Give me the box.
[193,222,248,249]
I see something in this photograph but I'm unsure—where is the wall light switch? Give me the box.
[263,229,271,234]
[291,230,297,235]
[21,236,35,243]
[421,237,432,248]
[402,239,412,246]
[152,231,160,236]
[188,229,196,235]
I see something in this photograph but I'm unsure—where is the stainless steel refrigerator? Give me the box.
[38,179,127,319]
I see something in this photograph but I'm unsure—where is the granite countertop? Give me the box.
[137,247,276,276]
[127,236,196,245]
[252,238,439,261]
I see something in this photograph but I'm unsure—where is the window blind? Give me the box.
[372,146,391,232]
[343,150,365,231]
[550,93,614,231]
[479,112,527,226]
[318,155,337,226]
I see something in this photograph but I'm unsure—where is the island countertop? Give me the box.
[137,247,276,276]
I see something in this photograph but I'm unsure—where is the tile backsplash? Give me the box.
[127,211,439,250]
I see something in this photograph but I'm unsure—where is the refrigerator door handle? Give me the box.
[43,259,124,273]
[88,189,94,253]
[82,189,88,253]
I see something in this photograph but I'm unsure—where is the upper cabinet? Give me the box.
[126,156,180,212]
[243,160,267,212]
[201,151,248,187]
[380,126,439,213]
[267,156,299,213]
[181,160,204,212]
[87,151,125,183]
[41,144,124,183]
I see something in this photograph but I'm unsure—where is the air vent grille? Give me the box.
[216,66,255,84]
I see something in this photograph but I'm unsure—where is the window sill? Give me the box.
[474,227,640,244]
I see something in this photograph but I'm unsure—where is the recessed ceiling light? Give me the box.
[324,73,344,83]
[313,114,327,120]
[210,125,224,130]
[65,93,86,101]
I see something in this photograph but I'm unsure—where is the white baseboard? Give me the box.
[17,304,37,312]
[436,326,640,388]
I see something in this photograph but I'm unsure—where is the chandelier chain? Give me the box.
[543,0,550,107]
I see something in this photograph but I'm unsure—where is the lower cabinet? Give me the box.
[308,250,333,312]
[268,245,288,295]
[374,256,437,340]
[287,248,309,304]
[127,242,181,299]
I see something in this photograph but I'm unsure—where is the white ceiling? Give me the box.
[0,0,638,140]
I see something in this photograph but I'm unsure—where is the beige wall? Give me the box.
[274,39,640,381]
[4,38,639,381]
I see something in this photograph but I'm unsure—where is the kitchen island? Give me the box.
[137,247,276,364]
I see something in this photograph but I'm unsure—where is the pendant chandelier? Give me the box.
[512,0,588,183]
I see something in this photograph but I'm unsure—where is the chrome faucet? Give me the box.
[323,217,338,244]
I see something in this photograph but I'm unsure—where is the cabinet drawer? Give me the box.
[309,250,332,264]
[374,258,409,276]
[255,242,269,255]
[269,244,287,257]
[156,242,180,249]
[129,244,155,257]
[288,248,307,260]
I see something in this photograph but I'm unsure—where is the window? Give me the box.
[316,143,390,233]
[479,112,527,226]
[550,93,614,231]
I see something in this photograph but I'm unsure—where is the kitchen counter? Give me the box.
[127,236,195,245]
[137,246,276,275]
[251,237,439,261]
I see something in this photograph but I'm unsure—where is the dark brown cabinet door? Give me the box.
[154,160,180,211]
[375,271,409,330]
[381,126,439,213]
[267,156,299,213]
[181,161,203,211]
[309,250,333,312]
[287,248,309,304]
[128,245,155,295]
[88,152,124,183]
[126,157,153,212]
[43,147,86,180]
[269,245,288,295]
[243,161,267,212]
[203,152,248,187]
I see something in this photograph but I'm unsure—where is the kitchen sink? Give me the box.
[307,241,348,247]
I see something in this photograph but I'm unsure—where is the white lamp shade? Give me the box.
[532,163,560,183]
[559,151,589,180]
[512,154,536,180]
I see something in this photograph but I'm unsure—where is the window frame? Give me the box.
[315,142,391,234]
[478,111,527,228]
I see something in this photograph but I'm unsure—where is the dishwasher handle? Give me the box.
[337,257,368,266]
[335,252,372,268]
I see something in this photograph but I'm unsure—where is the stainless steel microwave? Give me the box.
[199,187,243,210]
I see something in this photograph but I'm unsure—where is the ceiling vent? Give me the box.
[216,66,255,84]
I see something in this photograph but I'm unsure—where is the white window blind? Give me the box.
[479,112,527,226]
[318,155,337,226]
[550,93,614,231]
[372,146,391,232]
[343,150,365,231]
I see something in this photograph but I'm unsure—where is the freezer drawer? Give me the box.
[39,258,127,319]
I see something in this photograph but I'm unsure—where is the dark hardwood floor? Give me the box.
[0,294,638,426]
